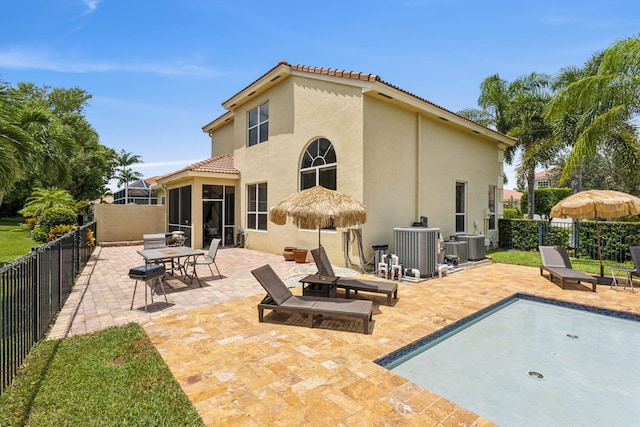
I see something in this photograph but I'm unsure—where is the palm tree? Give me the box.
[0,83,35,209]
[459,72,554,217]
[18,187,76,218]
[545,34,640,187]
[458,73,513,133]
[113,149,143,204]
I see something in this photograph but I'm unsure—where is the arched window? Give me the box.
[300,138,337,190]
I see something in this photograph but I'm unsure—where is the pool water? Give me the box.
[378,295,640,426]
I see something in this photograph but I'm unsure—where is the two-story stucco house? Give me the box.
[157,60,516,266]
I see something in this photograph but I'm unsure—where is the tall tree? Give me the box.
[545,34,640,187]
[0,83,50,210]
[459,72,554,217]
[114,150,143,203]
[1,83,116,214]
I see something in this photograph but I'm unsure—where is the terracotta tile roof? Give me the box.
[288,63,378,82]
[502,189,522,200]
[159,154,239,180]
[220,60,513,141]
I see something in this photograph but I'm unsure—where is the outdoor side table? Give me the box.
[609,266,636,292]
[300,274,339,298]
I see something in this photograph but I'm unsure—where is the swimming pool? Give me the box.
[376,294,640,426]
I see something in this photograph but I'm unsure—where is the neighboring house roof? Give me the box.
[156,154,240,185]
[145,175,160,186]
[534,170,549,179]
[202,60,516,147]
[502,189,522,201]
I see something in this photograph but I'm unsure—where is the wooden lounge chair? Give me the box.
[311,247,398,305]
[539,246,597,292]
[251,264,373,334]
[629,246,640,284]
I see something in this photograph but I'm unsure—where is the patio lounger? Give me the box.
[628,246,640,287]
[311,247,398,305]
[539,246,597,292]
[251,264,373,334]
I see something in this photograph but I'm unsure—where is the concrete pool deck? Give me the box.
[51,245,640,426]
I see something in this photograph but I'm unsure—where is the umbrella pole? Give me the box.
[318,228,321,248]
[596,218,604,278]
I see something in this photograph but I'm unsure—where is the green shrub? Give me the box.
[31,207,78,243]
[31,227,49,243]
[47,224,77,242]
[544,225,571,247]
[521,188,572,218]
[38,207,78,231]
[503,208,521,219]
[577,221,640,262]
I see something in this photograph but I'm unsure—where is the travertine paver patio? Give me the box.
[52,245,640,426]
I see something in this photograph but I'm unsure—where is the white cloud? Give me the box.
[0,47,222,78]
[82,0,102,15]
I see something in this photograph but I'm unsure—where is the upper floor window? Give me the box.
[300,138,337,190]
[247,183,267,231]
[248,102,269,147]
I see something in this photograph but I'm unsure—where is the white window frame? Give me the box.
[456,182,466,233]
[247,102,269,147]
[299,138,337,191]
[247,183,267,231]
[488,185,496,231]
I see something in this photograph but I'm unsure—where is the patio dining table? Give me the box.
[137,246,204,281]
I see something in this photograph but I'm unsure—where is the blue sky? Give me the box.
[1,1,638,191]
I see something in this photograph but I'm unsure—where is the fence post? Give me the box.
[31,247,39,344]
[573,221,580,258]
[537,221,544,247]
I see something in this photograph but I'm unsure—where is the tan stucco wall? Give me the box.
[362,95,503,253]
[206,72,507,265]
[231,74,366,263]
[210,120,235,156]
[93,204,165,243]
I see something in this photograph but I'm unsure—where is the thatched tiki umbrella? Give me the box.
[269,186,367,247]
[550,189,640,281]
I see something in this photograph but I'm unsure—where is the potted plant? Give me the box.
[283,246,296,261]
[293,248,308,263]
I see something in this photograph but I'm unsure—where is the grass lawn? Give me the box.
[487,248,633,275]
[0,217,35,265]
[0,323,204,427]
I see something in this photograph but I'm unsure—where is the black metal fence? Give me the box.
[499,218,640,262]
[0,221,96,394]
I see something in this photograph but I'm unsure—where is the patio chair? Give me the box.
[143,233,177,274]
[251,264,373,334]
[186,239,221,286]
[539,246,597,292]
[311,247,398,305]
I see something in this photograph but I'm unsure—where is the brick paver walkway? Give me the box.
[50,244,640,425]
